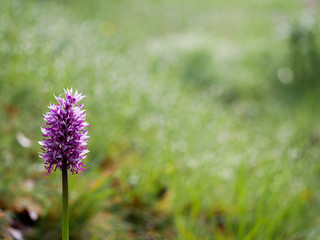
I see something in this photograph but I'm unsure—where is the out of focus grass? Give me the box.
[1,0,320,239]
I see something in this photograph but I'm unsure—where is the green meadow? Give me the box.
[1,0,320,239]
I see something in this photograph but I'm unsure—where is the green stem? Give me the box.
[62,161,69,240]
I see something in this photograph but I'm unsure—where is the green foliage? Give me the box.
[274,15,320,102]
[1,0,320,239]
[179,50,215,89]
[288,21,320,94]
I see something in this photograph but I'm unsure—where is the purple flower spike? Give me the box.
[39,88,89,175]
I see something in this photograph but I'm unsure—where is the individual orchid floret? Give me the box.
[39,88,89,175]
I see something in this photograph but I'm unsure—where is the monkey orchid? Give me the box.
[39,88,89,240]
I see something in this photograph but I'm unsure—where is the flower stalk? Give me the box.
[62,160,69,240]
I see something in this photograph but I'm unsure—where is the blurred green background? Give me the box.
[1,0,320,239]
